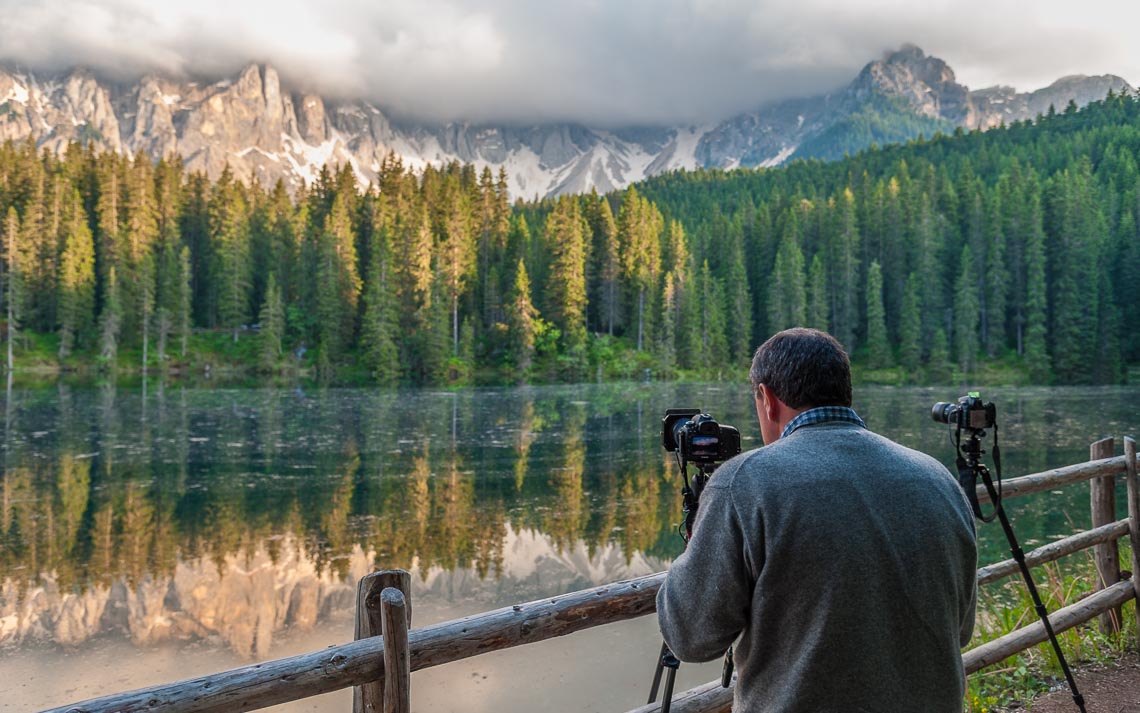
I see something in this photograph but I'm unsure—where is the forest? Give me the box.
[2,91,1139,385]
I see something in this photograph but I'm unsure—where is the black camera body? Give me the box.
[931,392,996,433]
[662,409,741,467]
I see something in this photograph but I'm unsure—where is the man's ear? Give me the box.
[758,383,780,422]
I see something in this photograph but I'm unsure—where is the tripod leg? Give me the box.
[982,472,1087,713]
[661,663,678,713]
[648,640,668,704]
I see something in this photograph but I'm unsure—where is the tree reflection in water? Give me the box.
[0,382,1136,657]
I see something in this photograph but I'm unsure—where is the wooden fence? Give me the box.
[44,437,1140,713]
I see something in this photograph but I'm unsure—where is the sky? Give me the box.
[0,0,1136,127]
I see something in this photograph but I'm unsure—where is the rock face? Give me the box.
[0,46,1131,198]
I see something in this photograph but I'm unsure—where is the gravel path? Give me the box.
[1024,661,1140,712]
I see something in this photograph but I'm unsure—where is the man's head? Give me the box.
[749,328,852,443]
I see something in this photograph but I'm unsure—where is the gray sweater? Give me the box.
[657,421,977,713]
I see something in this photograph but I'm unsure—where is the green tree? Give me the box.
[953,245,980,373]
[177,247,192,358]
[57,191,96,358]
[437,179,476,355]
[209,169,252,341]
[865,261,892,368]
[507,259,538,381]
[725,231,753,363]
[258,273,285,372]
[98,266,122,363]
[768,216,806,333]
[807,253,829,332]
[545,196,589,357]
[3,208,26,371]
[314,192,361,360]
[360,226,400,385]
[617,187,662,351]
[1023,195,1050,383]
[898,272,922,374]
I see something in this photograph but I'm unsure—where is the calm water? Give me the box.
[2,382,1138,711]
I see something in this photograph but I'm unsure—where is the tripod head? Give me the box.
[932,392,1000,521]
[662,409,741,542]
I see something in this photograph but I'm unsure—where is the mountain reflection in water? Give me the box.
[1,383,1136,680]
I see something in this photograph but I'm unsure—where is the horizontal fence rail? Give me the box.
[976,520,1131,585]
[44,440,1140,713]
[974,455,1127,505]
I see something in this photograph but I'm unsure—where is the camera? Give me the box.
[662,409,741,467]
[931,392,996,432]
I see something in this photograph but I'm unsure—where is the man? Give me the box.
[657,328,977,712]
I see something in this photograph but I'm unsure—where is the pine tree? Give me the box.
[98,266,122,363]
[830,189,860,352]
[807,253,829,332]
[983,195,1007,357]
[1048,163,1104,383]
[587,194,620,335]
[209,169,252,342]
[3,207,25,371]
[258,273,285,372]
[1024,195,1050,383]
[437,179,476,355]
[768,216,806,333]
[898,272,922,374]
[314,192,362,360]
[725,231,753,363]
[507,259,538,381]
[953,245,980,373]
[360,228,399,385]
[545,196,589,356]
[617,187,662,351]
[139,254,155,369]
[927,328,952,383]
[682,260,728,370]
[178,247,192,358]
[659,271,678,371]
[865,261,892,368]
[57,190,96,359]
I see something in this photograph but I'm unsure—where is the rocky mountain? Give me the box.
[0,46,1131,199]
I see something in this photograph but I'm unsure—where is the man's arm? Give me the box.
[960,563,978,648]
[656,476,755,663]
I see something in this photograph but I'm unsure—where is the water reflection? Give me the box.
[1,383,1137,664]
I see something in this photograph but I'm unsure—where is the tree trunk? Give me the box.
[637,289,644,351]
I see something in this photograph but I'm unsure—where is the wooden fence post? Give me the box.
[1090,437,1121,634]
[380,588,410,713]
[353,570,411,713]
[1125,436,1140,655]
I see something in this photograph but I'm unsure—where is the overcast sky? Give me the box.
[0,0,1135,127]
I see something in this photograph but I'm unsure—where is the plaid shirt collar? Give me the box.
[781,406,866,439]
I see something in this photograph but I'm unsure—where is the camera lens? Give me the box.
[931,402,955,423]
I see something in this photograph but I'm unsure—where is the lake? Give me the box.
[2,382,1138,711]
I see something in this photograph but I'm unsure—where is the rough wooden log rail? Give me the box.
[974,455,1127,504]
[963,580,1137,674]
[43,573,665,713]
[976,519,1131,585]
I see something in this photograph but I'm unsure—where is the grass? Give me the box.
[965,543,1135,712]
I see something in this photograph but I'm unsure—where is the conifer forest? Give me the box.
[2,93,1140,385]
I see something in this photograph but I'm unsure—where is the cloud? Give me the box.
[0,0,1135,127]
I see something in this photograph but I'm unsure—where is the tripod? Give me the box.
[956,426,1087,713]
[647,461,733,713]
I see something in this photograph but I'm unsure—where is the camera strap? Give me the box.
[954,425,1000,523]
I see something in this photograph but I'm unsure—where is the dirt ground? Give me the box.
[1024,660,1140,712]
